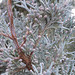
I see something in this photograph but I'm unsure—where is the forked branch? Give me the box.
[7,0,34,71]
[0,0,34,72]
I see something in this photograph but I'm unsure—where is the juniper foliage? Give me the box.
[0,0,75,75]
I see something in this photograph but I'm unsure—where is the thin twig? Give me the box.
[20,37,26,47]
[0,32,12,39]
[13,66,26,74]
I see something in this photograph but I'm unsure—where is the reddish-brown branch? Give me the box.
[0,0,34,72]
[0,32,12,39]
[0,49,3,52]
[13,66,26,74]
[20,37,26,47]
[1,0,34,72]
[7,0,24,53]
[30,51,34,57]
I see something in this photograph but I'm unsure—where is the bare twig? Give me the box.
[13,66,26,74]
[0,32,12,39]
[20,36,26,47]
